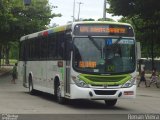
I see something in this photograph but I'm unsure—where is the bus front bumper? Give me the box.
[70,84,136,100]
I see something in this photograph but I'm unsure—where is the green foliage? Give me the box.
[10,0,61,37]
[9,42,19,59]
[107,0,160,20]
[98,18,115,22]
[83,18,95,21]
[0,0,61,64]
[108,0,160,58]
[0,0,61,44]
[0,59,17,65]
[9,59,17,65]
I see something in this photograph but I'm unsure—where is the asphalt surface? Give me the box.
[0,73,160,120]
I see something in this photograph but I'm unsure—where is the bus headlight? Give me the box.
[122,77,136,88]
[72,76,89,88]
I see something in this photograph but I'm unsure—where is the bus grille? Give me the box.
[94,90,117,95]
[79,74,131,86]
[85,76,126,82]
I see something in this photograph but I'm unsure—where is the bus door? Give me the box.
[65,60,71,94]
[64,36,72,95]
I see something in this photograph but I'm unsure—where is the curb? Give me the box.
[0,71,11,77]
[0,66,13,77]
[0,68,12,77]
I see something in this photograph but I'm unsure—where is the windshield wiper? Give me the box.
[88,36,101,50]
[88,36,104,58]
[114,36,122,45]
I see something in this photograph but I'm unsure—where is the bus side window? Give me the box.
[24,41,28,61]
[39,37,43,60]
[65,35,72,61]
[34,38,40,59]
[40,37,47,60]
[56,32,65,60]
[27,40,30,60]
[31,38,35,60]
[48,34,56,59]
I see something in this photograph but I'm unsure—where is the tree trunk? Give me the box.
[151,30,155,70]
[5,44,10,65]
[0,45,2,68]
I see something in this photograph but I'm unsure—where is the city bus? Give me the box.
[18,21,137,106]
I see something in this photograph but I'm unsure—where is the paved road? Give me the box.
[0,74,160,119]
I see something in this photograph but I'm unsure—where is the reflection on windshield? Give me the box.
[73,37,135,74]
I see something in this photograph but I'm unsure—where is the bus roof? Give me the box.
[20,25,70,41]
[72,21,132,26]
[20,21,132,41]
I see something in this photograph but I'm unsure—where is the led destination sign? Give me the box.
[74,24,134,37]
[80,26,126,34]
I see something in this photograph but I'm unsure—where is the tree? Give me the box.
[83,18,95,21]
[0,0,13,64]
[10,0,61,36]
[107,0,160,69]
[98,18,115,21]
[107,0,160,19]
[0,0,61,64]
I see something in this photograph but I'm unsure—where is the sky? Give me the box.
[49,0,121,26]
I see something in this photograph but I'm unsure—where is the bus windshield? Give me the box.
[73,37,136,74]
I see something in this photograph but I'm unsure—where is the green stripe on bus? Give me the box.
[78,74,131,86]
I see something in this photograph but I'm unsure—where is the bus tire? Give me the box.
[104,99,117,107]
[56,83,65,104]
[28,75,35,95]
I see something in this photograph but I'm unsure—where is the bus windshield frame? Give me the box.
[72,36,136,75]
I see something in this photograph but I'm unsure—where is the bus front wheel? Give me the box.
[104,99,117,107]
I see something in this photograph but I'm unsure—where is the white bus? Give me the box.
[18,21,137,106]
